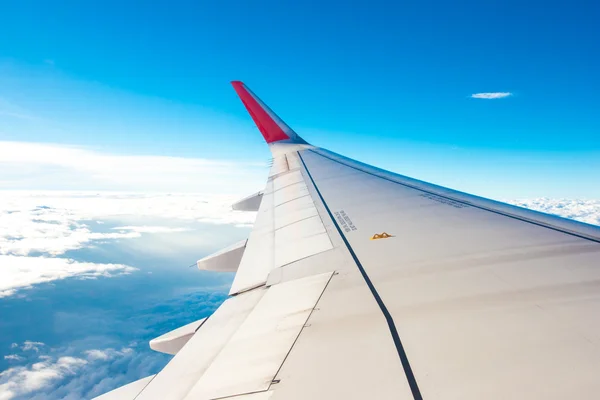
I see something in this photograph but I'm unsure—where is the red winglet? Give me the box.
[231,81,297,144]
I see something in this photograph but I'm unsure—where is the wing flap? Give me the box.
[232,191,264,212]
[149,318,207,355]
[225,392,274,400]
[184,272,333,399]
[196,239,247,272]
[135,289,266,400]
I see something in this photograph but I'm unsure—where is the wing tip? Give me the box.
[230,81,293,144]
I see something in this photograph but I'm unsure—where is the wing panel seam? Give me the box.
[267,271,335,391]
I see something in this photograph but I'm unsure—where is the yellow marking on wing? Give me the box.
[370,232,394,240]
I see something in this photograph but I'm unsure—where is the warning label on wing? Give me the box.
[334,210,357,233]
[419,193,468,209]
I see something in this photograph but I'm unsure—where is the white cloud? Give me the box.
[0,191,255,257]
[508,198,600,226]
[21,342,45,353]
[83,348,133,362]
[471,92,512,99]
[4,355,24,362]
[0,343,151,400]
[0,141,265,193]
[0,256,137,298]
[82,350,111,362]
[0,355,87,399]
[111,226,192,234]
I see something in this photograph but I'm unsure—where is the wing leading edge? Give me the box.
[94,82,600,400]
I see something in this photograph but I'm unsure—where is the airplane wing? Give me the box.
[94,82,600,400]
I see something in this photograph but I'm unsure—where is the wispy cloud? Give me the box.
[0,141,266,193]
[4,355,24,362]
[470,92,513,99]
[0,256,137,298]
[0,99,37,121]
[111,226,192,234]
[21,342,46,353]
[83,348,133,362]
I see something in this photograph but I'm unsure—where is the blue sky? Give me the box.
[1,0,599,198]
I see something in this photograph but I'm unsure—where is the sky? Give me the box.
[1,1,600,399]
[1,0,599,198]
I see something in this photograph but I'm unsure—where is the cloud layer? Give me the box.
[0,342,148,400]
[0,191,255,257]
[0,289,227,399]
[508,198,600,226]
[0,191,255,298]
[0,354,88,399]
[471,92,512,99]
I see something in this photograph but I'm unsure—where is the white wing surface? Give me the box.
[94,82,600,400]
